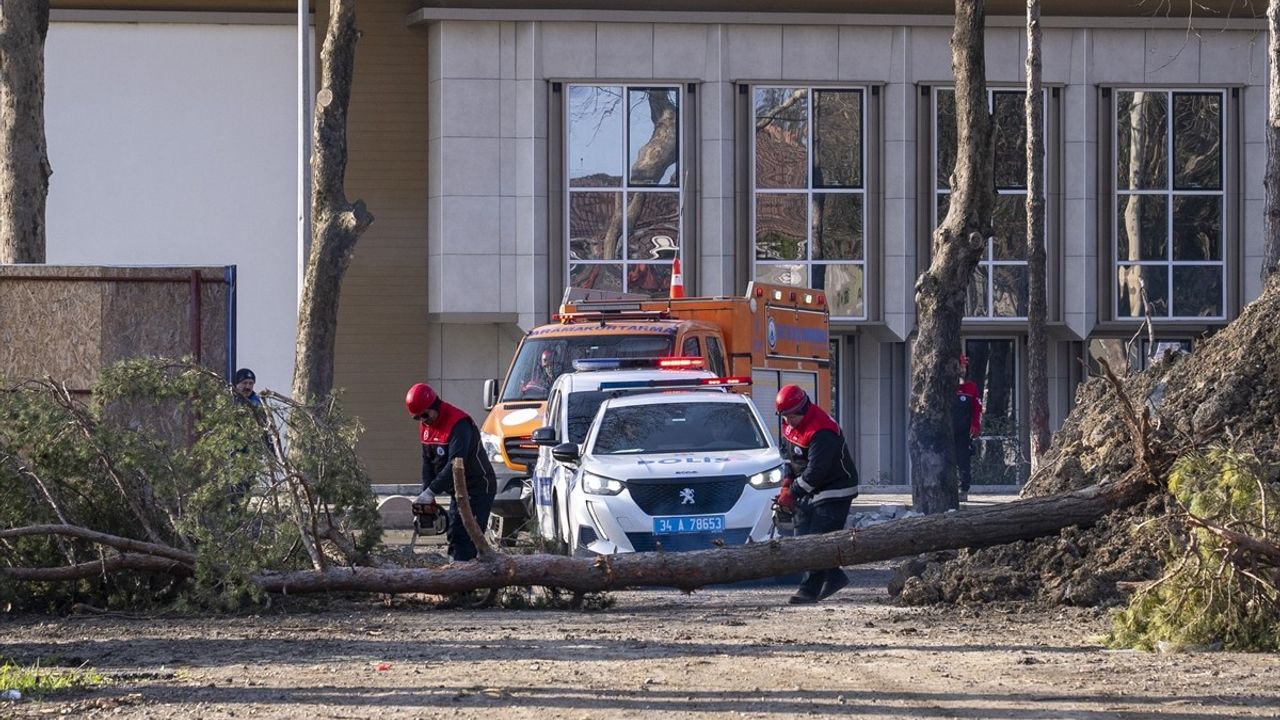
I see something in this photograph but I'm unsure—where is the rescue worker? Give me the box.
[407,382,497,562]
[954,353,983,502]
[776,384,859,604]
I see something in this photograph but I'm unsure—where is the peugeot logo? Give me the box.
[679,488,695,505]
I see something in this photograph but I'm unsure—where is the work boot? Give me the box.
[816,570,849,601]
[788,573,823,604]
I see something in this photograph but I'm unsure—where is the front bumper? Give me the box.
[491,472,532,519]
[567,485,776,555]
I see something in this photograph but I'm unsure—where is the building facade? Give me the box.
[44,1,1268,489]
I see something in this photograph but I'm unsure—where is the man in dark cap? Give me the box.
[233,368,261,408]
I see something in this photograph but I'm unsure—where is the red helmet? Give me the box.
[775,385,809,416]
[405,383,438,415]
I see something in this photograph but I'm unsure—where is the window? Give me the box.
[566,85,683,298]
[964,339,1020,485]
[1114,90,1225,320]
[705,336,726,377]
[681,336,701,357]
[752,87,867,319]
[935,89,1040,319]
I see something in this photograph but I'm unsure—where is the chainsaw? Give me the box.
[769,477,797,539]
[408,500,449,549]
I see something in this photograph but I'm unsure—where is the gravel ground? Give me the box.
[2,561,1277,720]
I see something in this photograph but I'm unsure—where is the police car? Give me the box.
[530,358,784,555]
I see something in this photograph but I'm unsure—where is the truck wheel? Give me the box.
[485,514,522,548]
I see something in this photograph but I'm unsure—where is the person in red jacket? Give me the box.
[406,382,497,562]
[954,353,983,501]
[776,385,860,604]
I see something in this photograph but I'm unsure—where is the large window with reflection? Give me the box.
[566,85,682,298]
[963,338,1021,485]
[935,89,1040,319]
[1113,89,1225,320]
[752,87,867,319]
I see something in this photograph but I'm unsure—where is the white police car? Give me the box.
[531,359,784,555]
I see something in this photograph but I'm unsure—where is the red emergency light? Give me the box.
[658,357,704,369]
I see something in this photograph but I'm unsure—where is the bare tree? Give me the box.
[1265,0,1280,280]
[0,0,51,264]
[909,0,995,514]
[1025,0,1050,470]
[292,0,373,404]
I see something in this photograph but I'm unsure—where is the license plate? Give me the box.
[653,515,725,534]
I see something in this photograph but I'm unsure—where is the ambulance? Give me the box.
[478,282,831,539]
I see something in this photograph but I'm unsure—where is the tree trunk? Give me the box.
[1264,1,1280,280]
[292,0,373,404]
[0,0,51,264]
[254,474,1150,595]
[909,0,994,514]
[1025,0,1050,471]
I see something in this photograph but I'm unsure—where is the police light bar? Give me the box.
[597,376,752,390]
[572,356,703,372]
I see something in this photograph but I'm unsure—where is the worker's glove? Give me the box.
[412,490,440,518]
[790,482,811,506]
[775,484,796,512]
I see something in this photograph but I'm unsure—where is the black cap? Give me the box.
[234,368,256,384]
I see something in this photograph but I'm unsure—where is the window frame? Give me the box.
[560,82,691,299]
[1109,87,1229,322]
[749,84,871,321]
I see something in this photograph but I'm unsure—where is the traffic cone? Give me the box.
[670,257,685,299]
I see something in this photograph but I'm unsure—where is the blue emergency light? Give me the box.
[571,357,704,372]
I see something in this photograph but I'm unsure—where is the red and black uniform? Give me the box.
[781,403,860,505]
[780,402,859,602]
[953,379,983,494]
[420,401,497,561]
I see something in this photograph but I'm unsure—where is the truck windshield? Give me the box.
[501,334,675,402]
[592,402,767,455]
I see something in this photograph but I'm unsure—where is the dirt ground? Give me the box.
[2,561,1278,720]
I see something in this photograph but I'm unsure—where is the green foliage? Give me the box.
[1107,448,1280,651]
[0,358,381,611]
[0,660,107,698]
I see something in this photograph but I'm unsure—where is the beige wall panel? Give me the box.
[330,1,432,486]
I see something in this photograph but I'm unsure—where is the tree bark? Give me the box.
[292,0,373,404]
[1264,0,1280,280]
[254,474,1150,596]
[1025,0,1050,471]
[0,0,51,264]
[909,0,994,514]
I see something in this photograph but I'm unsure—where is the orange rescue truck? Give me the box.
[479,283,832,539]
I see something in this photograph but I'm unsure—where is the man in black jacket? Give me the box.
[776,384,859,604]
[406,383,497,562]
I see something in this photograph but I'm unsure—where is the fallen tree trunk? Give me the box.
[254,473,1151,596]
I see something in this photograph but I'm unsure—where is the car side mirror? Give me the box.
[551,442,580,464]
[482,379,498,411]
[531,426,559,446]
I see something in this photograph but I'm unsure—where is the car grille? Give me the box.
[625,475,747,516]
[625,528,752,553]
[503,436,538,471]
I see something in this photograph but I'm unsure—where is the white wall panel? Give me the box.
[45,21,297,396]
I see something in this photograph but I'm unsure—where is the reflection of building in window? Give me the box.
[752,86,867,319]
[964,339,1021,486]
[1114,90,1225,320]
[936,88,1041,319]
[1087,337,1194,374]
[566,85,682,298]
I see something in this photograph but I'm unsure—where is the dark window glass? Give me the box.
[593,402,767,454]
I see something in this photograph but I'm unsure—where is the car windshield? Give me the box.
[500,334,675,402]
[591,402,767,455]
[566,391,611,444]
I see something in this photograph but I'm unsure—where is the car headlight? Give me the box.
[581,472,624,496]
[748,465,784,489]
[480,431,504,465]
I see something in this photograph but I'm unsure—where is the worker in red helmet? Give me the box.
[953,353,983,502]
[775,384,859,604]
[405,382,497,562]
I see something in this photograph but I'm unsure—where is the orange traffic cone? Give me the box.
[670,257,685,299]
